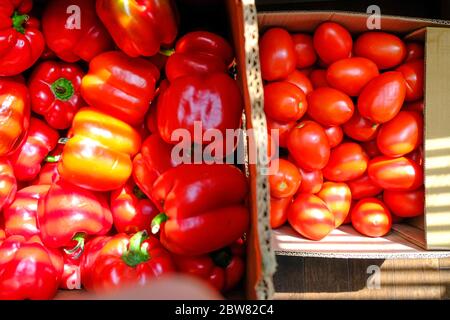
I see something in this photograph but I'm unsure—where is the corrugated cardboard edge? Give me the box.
[227,0,276,300]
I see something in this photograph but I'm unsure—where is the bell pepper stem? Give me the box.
[210,248,233,269]
[151,213,168,234]
[12,11,28,34]
[121,231,150,267]
[51,78,75,101]
[58,137,69,144]
[159,48,175,56]
[63,232,87,259]
[45,155,61,163]
[133,185,147,200]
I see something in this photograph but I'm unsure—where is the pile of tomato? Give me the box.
[0,0,249,299]
[263,22,424,240]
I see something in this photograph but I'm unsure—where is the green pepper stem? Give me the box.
[133,185,147,200]
[58,137,69,144]
[51,78,75,101]
[63,232,87,260]
[159,48,175,57]
[45,155,61,163]
[151,213,168,234]
[121,231,150,267]
[12,11,28,34]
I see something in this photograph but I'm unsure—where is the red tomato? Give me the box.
[288,194,335,240]
[264,82,307,122]
[351,198,392,237]
[310,69,329,88]
[377,111,423,157]
[260,28,296,81]
[357,72,406,123]
[354,32,406,69]
[296,167,323,194]
[368,156,423,191]
[404,42,424,62]
[299,68,313,77]
[266,117,295,148]
[347,173,383,200]
[317,182,351,227]
[361,139,381,158]
[287,121,330,171]
[326,57,379,96]
[324,126,343,148]
[270,196,292,229]
[383,188,424,218]
[313,22,352,65]
[408,145,423,167]
[343,111,379,142]
[323,142,369,182]
[396,59,424,102]
[269,159,302,198]
[307,87,354,126]
[284,70,313,95]
[403,100,424,113]
[292,33,317,69]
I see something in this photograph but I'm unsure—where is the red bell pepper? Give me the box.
[58,108,141,191]
[0,0,44,76]
[146,80,169,134]
[89,231,175,292]
[0,77,30,157]
[81,51,160,126]
[80,235,113,290]
[110,180,159,234]
[42,0,113,62]
[3,184,50,238]
[38,179,113,251]
[0,229,5,244]
[96,0,179,57]
[173,239,245,292]
[157,73,243,145]
[33,144,64,185]
[0,235,63,300]
[0,159,17,212]
[9,118,59,181]
[151,164,249,256]
[28,61,85,129]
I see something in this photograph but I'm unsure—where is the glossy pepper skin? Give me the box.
[158,73,243,145]
[0,235,63,300]
[173,239,245,292]
[42,0,113,62]
[38,179,113,250]
[81,51,160,126]
[110,180,159,234]
[58,108,141,191]
[28,61,85,129]
[9,118,59,182]
[0,0,45,76]
[3,184,50,238]
[0,159,17,212]
[96,0,179,57]
[0,77,30,157]
[151,164,249,256]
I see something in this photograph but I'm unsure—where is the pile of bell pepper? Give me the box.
[0,0,249,299]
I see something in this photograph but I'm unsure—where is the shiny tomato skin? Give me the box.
[324,126,343,148]
[260,28,296,81]
[307,87,354,126]
[266,117,295,149]
[264,81,307,122]
[347,173,383,200]
[287,121,330,171]
[317,182,352,227]
[292,33,317,69]
[351,198,392,237]
[288,194,335,241]
[357,71,407,124]
[396,59,424,102]
[368,156,423,191]
[354,32,406,69]
[285,70,313,95]
[323,142,369,182]
[313,22,352,65]
[310,69,329,89]
[296,167,323,194]
[405,42,424,62]
[383,188,424,218]
[326,57,379,96]
[269,158,302,198]
[270,196,292,229]
[377,111,423,157]
[343,111,379,142]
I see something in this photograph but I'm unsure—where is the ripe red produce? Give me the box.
[310,69,329,88]
[326,57,379,96]
[323,142,369,182]
[266,117,296,148]
[317,182,352,227]
[285,70,313,95]
[404,100,424,113]
[404,42,424,62]
[351,198,392,237]
[396,59,424,102]
[383,188,424,218]
[307,87,354,126]
[313,22,352,65]
[287,121,330,171]
[377,111,423,157]
[288,194,335,241]
[269,159,302,198]
[292,33,317,68]
[362,139,381,158]
[0,159,17,212]
[259,28,296,81]
[347,173,383,200]
[343,111,379,142]
[354,32,406,69]
[296,167,323,194]
[324,126,344,148]
[270,196,292,229]
[264,82,307,122]
[368,156,423,191]
[357,72,407,123]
